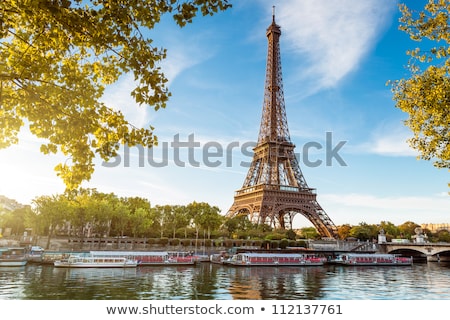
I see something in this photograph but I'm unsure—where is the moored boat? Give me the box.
[167,251,198,265]
[224,252,326,267]
[26,246,45,263]
[329,253,413,266]
[89,251,196,266]
[0,247,28,267]
[210,251,230,264]
[54,255,137,268]
[192,254,210,263]
[40,251,88,265]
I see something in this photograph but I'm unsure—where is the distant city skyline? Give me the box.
[1,0,449,227]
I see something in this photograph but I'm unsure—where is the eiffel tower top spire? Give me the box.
[257,6,291,145]
[271,5,276,24]
[243,9,306,189]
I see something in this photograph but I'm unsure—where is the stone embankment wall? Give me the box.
[8,236,261,253]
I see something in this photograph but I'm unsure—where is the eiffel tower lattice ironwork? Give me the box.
[227,12,338,238]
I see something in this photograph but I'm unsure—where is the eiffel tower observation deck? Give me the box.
[227,9,338,239]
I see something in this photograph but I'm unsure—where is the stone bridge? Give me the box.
[379,242,450,261]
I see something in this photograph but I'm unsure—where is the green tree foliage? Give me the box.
[224,215,254,234]
[380,220,400,240]
[4,193,447,244]
[0,205,32,236]
[152,204,171,238]
[349,222,379,241]
[168,205,190,238]
[436,229,450,242]
[391,1,450,170]
[110,197,131,237]
[89,193,115,239]
[187,201,223,239]
[299,227,320,239]
[33,194,72,249]
[69,189,98,241]
[337,224,352,240]
[0,0,231,189]
[285,229,297,240]
[398,221,420,239]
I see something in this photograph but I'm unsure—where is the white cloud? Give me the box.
[351,122,418,157]
[257,0,397,94]
[100,28,216,128]
[101,74,150,128]
[369,133,416,157]
[162,44,211,86]
[323,193,448,211]
[321,192,450,225]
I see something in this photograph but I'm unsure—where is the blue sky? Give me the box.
[1,0,449,227]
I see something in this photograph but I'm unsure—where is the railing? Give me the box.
[308,240,377,252]
[235,184,316,196]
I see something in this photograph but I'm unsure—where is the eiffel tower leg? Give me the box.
[301,202,338,239]
[285,211,294,230]
[278,211,285,229]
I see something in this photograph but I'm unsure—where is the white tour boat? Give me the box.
[26,246,45,263]
[224,252,326,266]
[210,251,230,265]
[0,247,28,267]
[329,253,413,266]
[54,255,137,268]
[89,251,196,266]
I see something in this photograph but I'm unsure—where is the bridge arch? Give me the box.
[228,203,337,238]
[383,243,450,261]
[263,204,336,238]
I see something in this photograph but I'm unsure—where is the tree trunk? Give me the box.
[45,225,53,250]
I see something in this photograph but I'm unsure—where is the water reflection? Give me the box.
[0,262,449,300]
[219,266,326,299]
[322,263,450,299]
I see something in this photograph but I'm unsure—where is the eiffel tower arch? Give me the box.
[227,11,338,239]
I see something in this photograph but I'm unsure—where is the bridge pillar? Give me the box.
[378,244,388,254]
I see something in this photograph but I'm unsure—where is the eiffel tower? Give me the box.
[227,10,338,238]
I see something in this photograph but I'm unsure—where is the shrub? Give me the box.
[253,240,262,247]
[279,238,289,249]
[158,237,169,246]
[270,240,279,249]
[181,239,192,246]
[224,239,234,248]
[261,240,271,249]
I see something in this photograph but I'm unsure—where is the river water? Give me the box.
[1,262,450,300]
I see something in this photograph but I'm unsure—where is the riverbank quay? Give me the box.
[0,236,363,265]
[1,236,376,256]
[2,236,449,263]
[1,235,375,252]
[3,236,311,253]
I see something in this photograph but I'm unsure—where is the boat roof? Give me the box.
[70,255,126,259]
[235,252,305,257]
[0,247,26,251]
[340,253,397,257]
[90,251,169,256]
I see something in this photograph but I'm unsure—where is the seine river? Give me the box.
[1,262,450,300]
